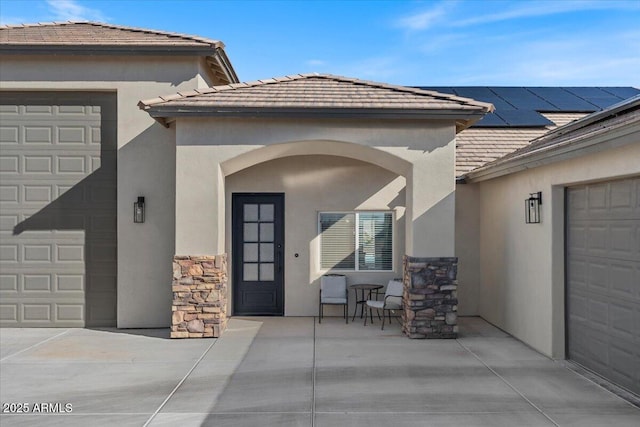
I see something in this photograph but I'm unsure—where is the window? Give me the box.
[319,211,393,271]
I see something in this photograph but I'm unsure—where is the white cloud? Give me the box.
[395,1,454,31]
[306,59,326,66]
[453,0,640,27]
[46,0,106,22]
[396,0,640,32]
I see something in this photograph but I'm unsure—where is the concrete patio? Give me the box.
[0,316,638,426]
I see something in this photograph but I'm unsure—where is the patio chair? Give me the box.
[319,274,348,324]
[364,279,403,330]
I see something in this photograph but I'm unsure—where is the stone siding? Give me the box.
[171,255,228,339]
[402,256,458,339]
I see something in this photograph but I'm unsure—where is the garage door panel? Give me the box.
[0,244,19,262]
[0,92,116,328]
[0,185,19,203]
[568,224,587,251]
[610,262,639,299]
[0,304,18,322]
[567,176,640,396]
[610,303,636,338]
[0,155,19,173]
[0,274,18,291]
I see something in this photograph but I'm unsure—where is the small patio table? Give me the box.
[349,283,383,321]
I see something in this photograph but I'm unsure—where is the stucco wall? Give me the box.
[226,155,406,316]
[0,54,222,327]
[174,117,457,255]
[471,141,640,358]
[454,183,480,316]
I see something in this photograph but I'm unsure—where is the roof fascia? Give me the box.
[143,107,487,121]
[463,118,640,183]
[0,45,219,56]
[210,48,239,84]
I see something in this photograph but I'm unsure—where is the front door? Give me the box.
[232,193,284,315]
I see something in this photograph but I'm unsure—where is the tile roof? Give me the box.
[0,21,222,48]
[455,113,585,176]
[139,74,494,118]
[462,96,640,180]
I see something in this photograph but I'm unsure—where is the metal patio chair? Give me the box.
[364,279,403,330]
[319,274,348,324]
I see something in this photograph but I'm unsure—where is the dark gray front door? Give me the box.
[232,193,284,315]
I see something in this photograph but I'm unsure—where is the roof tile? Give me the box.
[139,74,494,114]
[455,112,586,176]
[0,21,222,49]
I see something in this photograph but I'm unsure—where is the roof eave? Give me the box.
[1,43,239,85]
[0,44,221,56]
[140,106,489,121]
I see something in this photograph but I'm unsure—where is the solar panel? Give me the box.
[491,87,558,111]
[472,112,508,127]
[413,86,639,128]
[495,110,554,127]
[450,87,516,110]
[579,96,625,109]
[600,87,640,99]
[527,87,598,111]
[565,87,614,98]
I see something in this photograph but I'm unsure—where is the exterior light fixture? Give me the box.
[134,196,145,223]
[525,192,542,224]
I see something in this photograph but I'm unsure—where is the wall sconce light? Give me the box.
[525,192,542,224]
[134,196,145,223]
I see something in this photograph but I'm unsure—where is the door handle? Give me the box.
[276,244,283,273]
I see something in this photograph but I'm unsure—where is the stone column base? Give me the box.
[171,255,228,339]
[402,256,458,339]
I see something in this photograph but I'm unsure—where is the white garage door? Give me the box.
[0,92,117,327]
[566,177,640,396]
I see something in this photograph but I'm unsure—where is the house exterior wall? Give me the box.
[174,117,457,256]
[174,117,457,316]
[226,155,406,316]
[0,54,222,327]
[454,183,480,316]
[469,141,640,358]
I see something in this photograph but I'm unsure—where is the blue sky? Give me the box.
[1,0,639,86]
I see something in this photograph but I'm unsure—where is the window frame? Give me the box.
[318,210,395,272]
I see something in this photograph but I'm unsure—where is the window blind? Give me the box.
[319,211,393,271]
[358,212,393,271]
[319,213,355,269]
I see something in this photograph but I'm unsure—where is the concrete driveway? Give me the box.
[1,317,638,426]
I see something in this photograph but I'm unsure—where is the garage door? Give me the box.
[0,92,117,327]
[566,177,640,396]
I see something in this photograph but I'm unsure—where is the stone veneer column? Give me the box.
[171,255,228,338]
[402,256,458,339]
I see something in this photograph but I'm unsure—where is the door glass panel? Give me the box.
[244,204,258,221]
[243,263,258,281]
[244,223,258,241]
[260,243,274,262]
[260,223,274,242]
[260,263,274,281]
[260,204,274,221]
[244,243,258,262]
